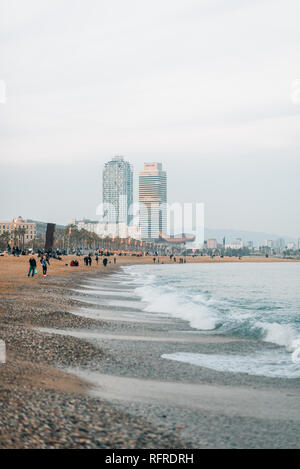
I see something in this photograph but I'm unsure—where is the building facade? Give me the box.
[0,217,36,243]
[274,238,285,252]
[139,163,167,240]
[71,219,99,233]
[207,238,217,250]
[72,219,141,240]
[102,156,133,225]
[225,238,243,249]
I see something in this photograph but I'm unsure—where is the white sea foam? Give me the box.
[135,284,217,330]
[256,322,300,363]
[162,351,300,379]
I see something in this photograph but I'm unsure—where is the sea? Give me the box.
[114,262,300,379]
[65,261,300,380]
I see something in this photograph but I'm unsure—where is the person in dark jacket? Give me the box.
[42,257,48,276]
[103,258,108,267]
[28,256,37,277]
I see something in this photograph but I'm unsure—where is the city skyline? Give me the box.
[0,154,299,241]
[1,1,300,237]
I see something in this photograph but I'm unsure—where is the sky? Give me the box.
[0,0,300,237]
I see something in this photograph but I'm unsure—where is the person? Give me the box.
[153,257,156,263]
[42,257,47,276]
[95,254,99,264]
[88,255,92,266]
[28,255,37,277]
[103,257,108,267]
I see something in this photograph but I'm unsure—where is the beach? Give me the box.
[0,254,300,448]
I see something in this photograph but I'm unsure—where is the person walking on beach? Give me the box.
[95,254,99,264]
[103,257,108,267]
[28,255,37,277]
[42,257,48,277]
[46,252,50,265]
[114,254,117,264]
[88,255,92,266]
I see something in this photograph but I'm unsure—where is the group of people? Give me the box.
[69,259,79,267]
[84,255,92,266]
[153,257,163,263]
[83,254,113,267]
[28,254,49,277]
[8,246,25,256]
[27,249,118,278]
[70,254,110,268]
[152,255,186,264]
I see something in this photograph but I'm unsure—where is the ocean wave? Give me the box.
[256,322,300,363]
[162,351,300,379]
[124,264,300,363]
[135,284,217,331]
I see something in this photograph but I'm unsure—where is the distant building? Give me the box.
[207,238,217,250]
[139,163,167,240]
[102,156,133,225]
[298,239,300,250]
[0,217,36,243]
[274,238,285,252]
[264,240,273,248]
[72,219,99,233]
[287,242,296,251]
[225,238,243,249]
[72,219,141,240]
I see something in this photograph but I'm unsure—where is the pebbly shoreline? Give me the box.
[1,266,300,449]
[0,268,190,449]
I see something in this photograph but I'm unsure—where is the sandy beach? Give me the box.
[0,254,300,448]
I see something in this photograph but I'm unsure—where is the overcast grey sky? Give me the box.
[0,0,299,237]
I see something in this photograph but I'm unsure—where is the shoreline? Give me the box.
[0,266,190,448]
[1,257,300,448]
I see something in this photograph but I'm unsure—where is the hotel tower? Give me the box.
[139,163,167,240]
[102,156,133,225]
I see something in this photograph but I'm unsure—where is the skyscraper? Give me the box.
[139,163,167,240]
[102,156,133,225]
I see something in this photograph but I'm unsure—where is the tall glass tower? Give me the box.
[102,156,133,225]
[139,163,167,240]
